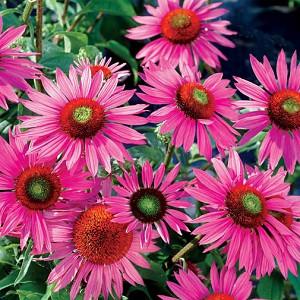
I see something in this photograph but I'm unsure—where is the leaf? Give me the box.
[78,45,101,61]
[81,0,135,17]
[50,288,73,300]
[55,31,88,54]
[14,240,33,285]
[98,40,138,83]
[41,284,55,300]
[257,271,284,300]
[16,290,44,300]
[129,146,165,166]
[0,8,21,16]
[138,261,167,284]
[288,265,300,299]
[0,270,19,290]
[39,42,75,73]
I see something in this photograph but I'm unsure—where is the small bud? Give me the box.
[155,124,171,144]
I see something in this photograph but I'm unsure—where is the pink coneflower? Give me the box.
[45,201,158,300]
[138,62,238,160]
[105,161,191,247]
[234,50,300,173]
[159,264,252,300]
[19,66,147,176]
[0,17,41,109]
[186,150,300,278]
[0,131,92,253]
[75,56,130,81]
[127,0,236,69]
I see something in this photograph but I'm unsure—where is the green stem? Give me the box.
[87,11,103,33]
[164,143,175,168]
[36,0,43,61]
[62,0,70,26]
[35,0,43,91]
[53,14,85,44]
[67,14,85,32]
[171,235,201,263]
[22,0,36,23]
[204,63,215,75]
[211,249,224,267]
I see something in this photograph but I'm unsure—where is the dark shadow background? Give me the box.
[222,0,300,81]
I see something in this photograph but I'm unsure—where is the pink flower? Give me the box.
[127,0,236,69]
[75,56,130,81]
[234,50,300,173]
[45,201,158,300]
[138,62,238,160]
[159,264,252,300]
[0,131,93,253]
[0,17,41,109]
[105,161,191,247]
[186,150,300,278]
[19,66,147,176]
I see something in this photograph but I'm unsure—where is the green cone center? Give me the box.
[26,177,51,202]
[242,193,262,214]
[137,195,161,217]
[171,14,191,29]
[73,106,93,123]
[282,98,300,114]
[193,88,208,105]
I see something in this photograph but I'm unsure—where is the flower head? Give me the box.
[159,264,252,300]
[0,131,93,253]
[46,201,158,300]
[138,62,238,160]
[75,56,130,81]
[105,161,191,247]
[0,17,41,109]
[127,0,236,69]
[187,150,300,278]
[235,50,300,173]
[19,66,147,176]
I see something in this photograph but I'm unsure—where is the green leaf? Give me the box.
[41,284,55,300]
[0,270,19,291]
[81,0,135,17]
[138,261,167,284]
[288,265,300,299]
[55,32,88,54]
[40,42,75,73]
[14,240,33,285]
[0,8,21,16]
[257,272,284,300]
[50,288,72,300]
[78,45,101,61]
[0,245,15,266]
[16,289,44,300]
[129,145,165,166]
[98,40,138,83]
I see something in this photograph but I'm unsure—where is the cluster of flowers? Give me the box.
[0,0,300,299]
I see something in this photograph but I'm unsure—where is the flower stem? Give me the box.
[204,64,215,75]
[171,234,201,263]
[87,12,103,33]
[35,0,43,92]
[53,14,85,44]
[62,0,70,26]
[36,0,43,62]
[22,0,36,23]
[164,143,175,168]
[67,14,85,32]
